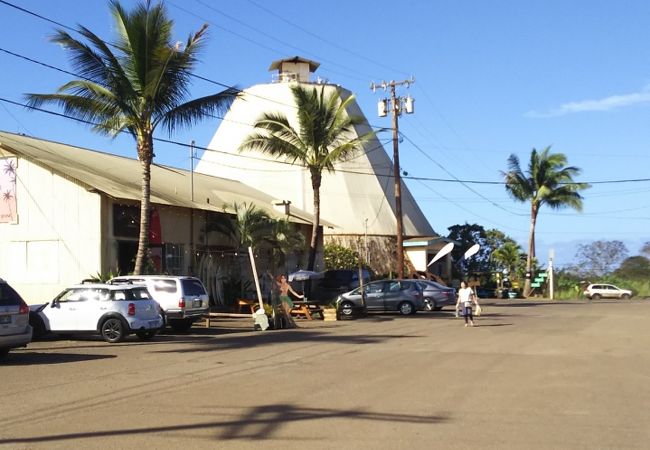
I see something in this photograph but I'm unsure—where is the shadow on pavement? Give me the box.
[0,403,449,445]
[1,351,116,365]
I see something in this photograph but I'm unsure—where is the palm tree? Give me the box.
[491,241,522,286]
[207,201,274,250]
[503,146,589,296]
[239,84,375,270]
[25,0,236,274]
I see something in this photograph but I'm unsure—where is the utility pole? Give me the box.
[371,77,415,278]
[189,140,195,275]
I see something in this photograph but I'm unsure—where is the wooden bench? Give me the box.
[290,301,324,320]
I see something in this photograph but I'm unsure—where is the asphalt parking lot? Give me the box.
[2,299,650,449]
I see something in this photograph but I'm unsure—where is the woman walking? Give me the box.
[276,274,304,328]
[456,281,479,327]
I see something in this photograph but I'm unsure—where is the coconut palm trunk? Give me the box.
[524,203,539,296]
[134,136,153,273]
[308,168,322,270]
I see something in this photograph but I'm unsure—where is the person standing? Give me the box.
[276,274,303,328]
[456,281,479,327]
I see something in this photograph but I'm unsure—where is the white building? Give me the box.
[0,131,324,303]
[195,57,449,274]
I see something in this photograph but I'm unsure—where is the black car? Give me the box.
[311,269,372,303]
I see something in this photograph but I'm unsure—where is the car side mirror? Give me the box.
[51,299,59,308]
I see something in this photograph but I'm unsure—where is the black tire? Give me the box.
[591,294,601,301]
[423,299,434,311]
[101,317,127,343]
[339,301,355,318]
[0,348,9,358]
[170,318,193,332]
[136,330,157,340]
[433,306,443,312]
[621,294,631,300]
[398,301,415,316]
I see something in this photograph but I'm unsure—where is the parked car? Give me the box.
[336,279,424,318]
[311,269,372,303]
[0,278,33,358]
[583,284,633,300]
[108,275,209,331]
[29,283,163,343]
[416,280,456,311]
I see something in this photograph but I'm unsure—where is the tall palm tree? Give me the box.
[503,146,589,295]
[25,0,236,274]
[239,84,375,270]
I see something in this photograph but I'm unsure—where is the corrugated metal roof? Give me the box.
[0,131,336,227]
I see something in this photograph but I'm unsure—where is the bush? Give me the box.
[324,243,360,270]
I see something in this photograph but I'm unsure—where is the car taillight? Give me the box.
[19,301,29,315]
[128,303,136,316]
[178,298,185,308]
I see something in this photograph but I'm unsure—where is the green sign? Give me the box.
[538,272,548,278]
[531,282,541,288]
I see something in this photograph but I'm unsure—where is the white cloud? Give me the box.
[525,86,650,118]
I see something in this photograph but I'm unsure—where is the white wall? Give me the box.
[0,156,102,303]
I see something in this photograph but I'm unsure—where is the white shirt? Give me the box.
[458,287,474,307]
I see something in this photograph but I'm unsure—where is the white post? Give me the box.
[248,246,264,310]
[549,248,555,300]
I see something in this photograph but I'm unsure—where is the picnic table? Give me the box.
[290,300,324,320]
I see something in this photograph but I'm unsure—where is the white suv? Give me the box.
[29,283,163,343]
[109,276,209,332]
[583,283,633,300]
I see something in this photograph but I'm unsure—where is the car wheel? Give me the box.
[101,317,127,343]
[591,294,601,300]
[621,294,630,300]
[424,299,434,311]
[170,319,193,332]
[339,301,355,318]
[0,348,9,358]
[136,330,157,340]
[398,301,415,316]
[433,306,443,311]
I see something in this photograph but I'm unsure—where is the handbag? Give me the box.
[475,304,482,317]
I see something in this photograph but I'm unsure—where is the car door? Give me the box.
[363,281,386,311]
[43,289,84,331]
[383,281,403,311]
[74,288,108,331]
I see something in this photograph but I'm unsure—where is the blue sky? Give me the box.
[1,0,649,267]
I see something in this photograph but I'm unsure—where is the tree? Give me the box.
[641,241,650,258]
[446,223,491,278]
[614,256,650,279]
[25,1,236,274]
[207,202,273,250]
[503,146,589,295]
[575,240,629,277]
[324,243,360,270]
[239,84,375,271]
[491,241,523,279]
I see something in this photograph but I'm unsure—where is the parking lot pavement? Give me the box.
[1,299,650,449]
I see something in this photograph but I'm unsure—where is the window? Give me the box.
[164,244,184,274]
[152,279,178,294]
[0,283,24,306]
[113,205,140,238]
[181,279,207,296]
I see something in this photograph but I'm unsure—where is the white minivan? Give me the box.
[109,276,209,332]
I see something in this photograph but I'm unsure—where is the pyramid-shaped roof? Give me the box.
[195,64,434,238]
